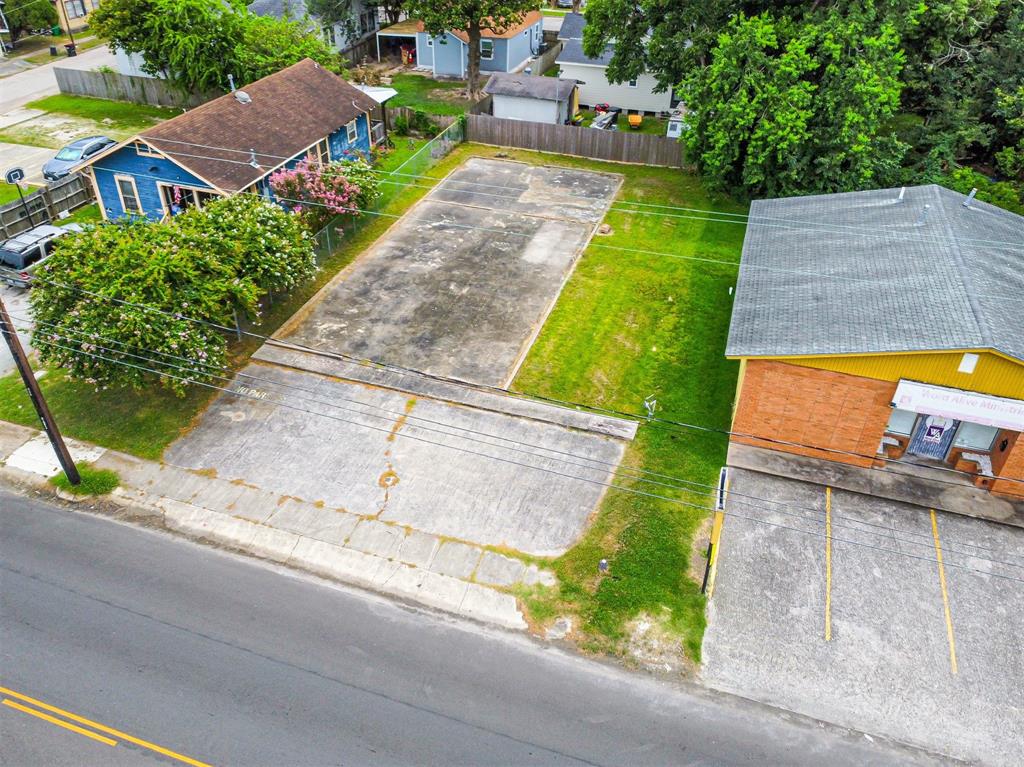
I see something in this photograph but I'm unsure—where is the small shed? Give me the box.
[484,73,578,124]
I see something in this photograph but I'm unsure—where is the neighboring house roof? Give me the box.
[484,73,576,102]
[131,59,377,193]
[247,0,308,20]
[378,19,420,35]
[558,38,614,67]
[725,185,1024,364]
[353,84,398,104]
[557,12,585,41]
[413,11,543,42]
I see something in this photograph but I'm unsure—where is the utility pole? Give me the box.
[0,295,80,485]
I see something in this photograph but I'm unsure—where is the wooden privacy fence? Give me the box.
[466,114,685,167]
[526,42,562,76]
[1,175,95,239]
[54,67,216,109]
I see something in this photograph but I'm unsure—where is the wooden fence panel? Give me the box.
[0,175,95,239]
[466,114,685,167]
[54,67,216,109]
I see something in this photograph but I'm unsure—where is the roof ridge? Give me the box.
[929,184,992,348]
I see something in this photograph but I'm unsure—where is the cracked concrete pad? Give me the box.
[266,499,360,546]
[522,564,557,587]
[475,551,527,586]
[430,541,482,579]
[460,583,527,630]
[165,364,626,556]
[276,158,621,388]
[347,519,405,559]
[397,529,439,568]
[0,422,35,463]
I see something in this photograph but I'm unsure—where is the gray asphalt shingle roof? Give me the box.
[557,38,614,67]
[484,73,576,102]
[557,12,586,40]
[725,184,1024,363]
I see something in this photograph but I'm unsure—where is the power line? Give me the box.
[16,270,1023,491]
[24,330,1024,583]
[19,317,1024,570]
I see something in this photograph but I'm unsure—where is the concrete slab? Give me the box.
[347,519,405,559]
[475,550,526,586]
[702,469,1024,767]
[5,433,104,477]
[728,442,1024,528]
[165,363,626,556]
[275,158,621,388]
[430,540,482,579]
[0,421,35,463]
[265,498,360,546]
[397,529,439,568]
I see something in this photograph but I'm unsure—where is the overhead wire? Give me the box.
[10,315,1024,571]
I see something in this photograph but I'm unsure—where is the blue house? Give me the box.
[376,12,543,77]
[80,59,381,221]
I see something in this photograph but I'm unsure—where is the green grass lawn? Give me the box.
[60,203,102,225]
[0,369,216,460]
[389,74,473,116]
[0,183,39,205]
[376,136,431,173]
[25,95,179,130]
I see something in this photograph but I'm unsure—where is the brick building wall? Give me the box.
[991,432,1024,498]
[731,360,896,469]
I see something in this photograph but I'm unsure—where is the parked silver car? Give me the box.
[42,136,116,182]
[0,223,83,288]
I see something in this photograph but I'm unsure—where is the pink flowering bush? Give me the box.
[268,157,381,233]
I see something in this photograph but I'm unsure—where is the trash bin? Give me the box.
[50,45,59,56]
[65,43,77,57]
[51,24,62,35]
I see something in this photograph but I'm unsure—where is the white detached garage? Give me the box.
[484,73,579,125]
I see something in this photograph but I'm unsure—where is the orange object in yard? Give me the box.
[628,114,642,129]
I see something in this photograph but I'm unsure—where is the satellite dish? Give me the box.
[234,90,252,104]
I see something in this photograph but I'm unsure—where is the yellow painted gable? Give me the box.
[767,350,1024,400]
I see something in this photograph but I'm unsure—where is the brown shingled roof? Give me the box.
[138,59,377,192]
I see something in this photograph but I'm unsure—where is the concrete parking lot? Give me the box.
[702,468,1024,766]
[279,157,621,387]
[165,361,629,557]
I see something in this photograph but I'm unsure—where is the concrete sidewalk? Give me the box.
[0,421,550,630]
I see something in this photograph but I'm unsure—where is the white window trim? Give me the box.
[157,182,218,217]
[134,141,161,158]
[346,119,358,143]
[114,174,142,215]
[480,39,494,60]
[627,78,638,88]
[426,36,433,47]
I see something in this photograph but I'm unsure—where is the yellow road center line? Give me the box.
[825,487,832,642]
[0,686,211,767]
[3,699,118,747]
[930,509,959,675]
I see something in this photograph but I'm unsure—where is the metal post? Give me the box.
[15,184,35,227]
[0,296,80,485]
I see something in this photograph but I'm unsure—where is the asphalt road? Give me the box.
[0,490,941,766]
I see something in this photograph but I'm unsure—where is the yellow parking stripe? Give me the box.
[929,510,959,675]
[825,487,832,642]
[0,686,211,767]
[3,699,118,747]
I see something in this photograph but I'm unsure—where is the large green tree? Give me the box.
[3,0,60,45]
[30,196,315,394]
[404,0,538,98]
[91,0,341,93]
[681,7,906,198]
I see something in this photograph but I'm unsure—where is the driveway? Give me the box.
[0,140,54,185]
[702,468,1024,766]
[277,157,621,387]
[0,46,117,114]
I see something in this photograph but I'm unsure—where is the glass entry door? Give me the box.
[908,415,959,459]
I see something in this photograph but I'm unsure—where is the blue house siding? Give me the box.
[506,23,540,70]
[327,113,372,160]
[415,33,434,67]
[92,145,213,221]
[432,35,465,76]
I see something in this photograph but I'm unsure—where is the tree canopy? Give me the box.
[582,0,1024,204]
[91,0,343,93]
[4,0,59,44]
[30,196,315,394]
[405,0,538,97]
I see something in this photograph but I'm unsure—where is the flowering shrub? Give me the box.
[268,157,382,233]
[30,196,315,395]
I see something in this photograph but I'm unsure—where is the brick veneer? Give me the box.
[731,360,899,469]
